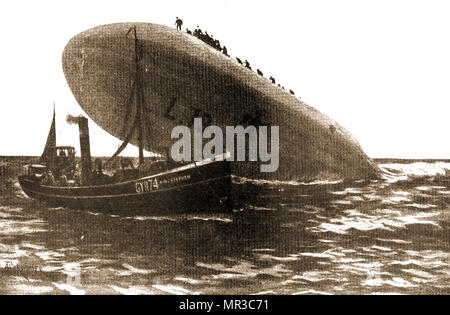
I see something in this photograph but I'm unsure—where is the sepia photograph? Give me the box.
[0,0,448,299]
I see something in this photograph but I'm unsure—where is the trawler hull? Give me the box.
[19,159,233,214]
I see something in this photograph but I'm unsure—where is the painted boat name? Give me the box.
[135,174,191,193]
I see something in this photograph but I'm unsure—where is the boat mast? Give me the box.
[107,26,148,168]
[131,26,145,167]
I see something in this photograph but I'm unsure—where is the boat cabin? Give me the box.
[54,146,76,178]
[55,146,75,167]
[57,146,75,157]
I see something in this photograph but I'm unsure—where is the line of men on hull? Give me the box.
[175,17,299,98]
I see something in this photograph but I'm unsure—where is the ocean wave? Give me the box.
[109,285,156,295]
[379,162,450,183]
[153,284,200,295]
[197,260,292,279]
[10,284,54,294]
[231,176,343,187]
[292,289,333,295]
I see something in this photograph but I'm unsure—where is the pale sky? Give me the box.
[1,0,449,158]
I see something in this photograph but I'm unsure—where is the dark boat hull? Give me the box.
[19,159,233,214]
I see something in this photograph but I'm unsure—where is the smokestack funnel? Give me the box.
[78,117,92,185]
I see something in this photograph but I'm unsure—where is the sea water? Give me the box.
[0,158,448,295]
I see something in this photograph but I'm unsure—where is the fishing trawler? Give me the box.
[18,109,232,213]
[18,26,233,213]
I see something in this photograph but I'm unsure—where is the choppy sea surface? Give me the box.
[0,158,448,295]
